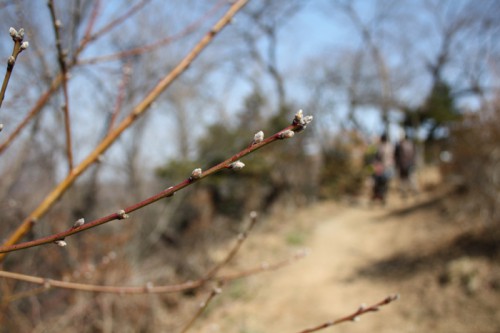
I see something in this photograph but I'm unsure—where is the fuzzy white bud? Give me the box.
[54,240,67,247]
[303,115,313,125]
[73,218,85,228]
[20,41,29,50]
[253,130,264,144]
[249,211,258,219]
[9,27,17,38]
[292,109,313,130]
[229,160,245,170]
[17,28,24,38]
[0,124,3,132]
[294,109,303,123]
[117,209,129,219]
[190,168,202,180]
[279,130,295,139]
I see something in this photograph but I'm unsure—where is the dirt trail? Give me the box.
[196,172,499,333]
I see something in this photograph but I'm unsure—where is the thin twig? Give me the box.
[0,74,62,153]
[0,0,250,262]
[107,62,132,133]
[0,252,306,294]
[179,285,222,333]
[78,0,227,65]
[216,249,308,283]
[0,27,28,110]
[0,0,150,155]
[296,294,400,333]
[1,286,47,305]
[47,0,73,171]
[0,111,312,254]
[78,0,151,52]
[203,211,259,280]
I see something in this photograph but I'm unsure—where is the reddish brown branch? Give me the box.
[296,294,400,333]
[0,111,312,254]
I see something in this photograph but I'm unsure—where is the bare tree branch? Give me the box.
[296,294,400,333]
[0,110,312,254]
[0,0,250,262]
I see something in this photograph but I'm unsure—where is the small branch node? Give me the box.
[54,239,67,247]
[7,56,15,67]
[352,316,360,322]
[229,160,245,170]
[253,130,264,144]
[72,218,85,228]
[117,209,129,219]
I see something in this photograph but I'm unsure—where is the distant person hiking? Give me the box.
[394,132,418,198]
[370,133,394,204]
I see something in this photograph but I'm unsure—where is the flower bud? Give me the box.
[117,209,129,219]
[253,130,264,144]
[73,218,85,228]
[54,240,67,247]
[9,27,17,38]
[229,160,245,170]
[190,168,202,180]
[279,130,295,139]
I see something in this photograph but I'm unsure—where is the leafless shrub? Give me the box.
[446,96,500,224]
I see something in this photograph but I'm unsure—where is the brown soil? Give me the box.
[194,171,500,333]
